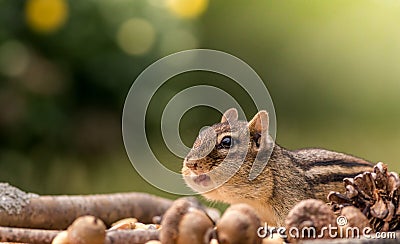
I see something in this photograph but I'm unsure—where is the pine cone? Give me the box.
[328,162,400,232]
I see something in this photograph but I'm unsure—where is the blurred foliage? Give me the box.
[0,0,399,211]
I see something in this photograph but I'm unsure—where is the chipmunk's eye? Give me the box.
[219,136,233,149]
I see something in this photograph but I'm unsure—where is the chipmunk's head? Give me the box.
[182,108,274,202]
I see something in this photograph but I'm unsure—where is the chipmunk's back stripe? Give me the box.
[301,160,372,170]
[306,172,363,185]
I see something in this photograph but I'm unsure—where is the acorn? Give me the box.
[160,198,214,244]
[216,203,262,244]
[52,231,69,244]
[67,215,106,244]
[178,208,215,244]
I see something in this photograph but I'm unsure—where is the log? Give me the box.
[0,226,59,244]
[106,229,159,244]
[0,226,159,244]
[0,183,173,229]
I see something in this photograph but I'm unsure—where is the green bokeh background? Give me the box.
[1,0,399,209]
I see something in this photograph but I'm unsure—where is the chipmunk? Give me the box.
[182,108,373,226]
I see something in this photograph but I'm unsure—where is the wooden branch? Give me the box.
[0,226,59,244]
[0,191,173,229]
[0,183,220,243]
[105,229,159,244]
[0,226,159,244]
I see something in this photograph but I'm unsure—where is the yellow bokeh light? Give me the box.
[167,0,208,19]
[116,18,156,56]
[25,0,68,33]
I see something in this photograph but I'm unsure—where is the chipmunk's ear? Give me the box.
[248,111,273,180]
[248,110,269,135]
[221,108,238,123]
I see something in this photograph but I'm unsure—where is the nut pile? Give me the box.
[49,162,400,244]
[159,199,267,244]
[50,199,275,244]
[52,216,161,244]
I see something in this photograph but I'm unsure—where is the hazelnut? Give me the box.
[109,217,137,230]
[210,239,219,244]
[67,215,106,244]
[160,198,214,244]
[52,231,69,244]
[177,208,214,244]
[261,235,284,244]
[216,204,262,244]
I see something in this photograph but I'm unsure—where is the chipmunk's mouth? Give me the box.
[182,165,216,191]
[192,173,211,186]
